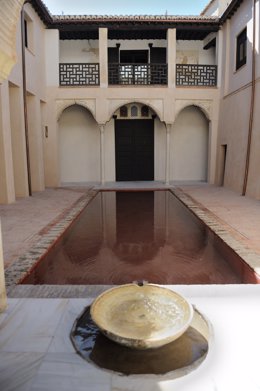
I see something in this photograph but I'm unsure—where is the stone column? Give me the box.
[99,124,105,185]
[0,81,16,204]
[9,84,29,197]
[99,28,108,88]
[165,123,172,185]
[26,95,45,192]
[0,221,7,312]
[208,120,218,184]
[44,99,60,187]
[167,29,176,88]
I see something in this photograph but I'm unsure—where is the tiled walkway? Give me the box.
[0,188,91,268]
[178,184,260,256]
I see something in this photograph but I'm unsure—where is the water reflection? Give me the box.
[22,191,241,285]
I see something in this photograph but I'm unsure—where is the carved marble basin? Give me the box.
[90,283,194,349]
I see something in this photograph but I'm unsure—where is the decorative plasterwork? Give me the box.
[175,99,213,120]
[0,0,24,83]
[56,99,96,121]
[108,99,164,121]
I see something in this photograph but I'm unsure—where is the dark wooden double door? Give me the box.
[115,119,154,181]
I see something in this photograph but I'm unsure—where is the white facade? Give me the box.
[0,0,259,202]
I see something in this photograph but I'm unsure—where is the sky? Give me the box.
[42,0,210,16]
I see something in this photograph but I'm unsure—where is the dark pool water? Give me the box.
[22,190,243,285]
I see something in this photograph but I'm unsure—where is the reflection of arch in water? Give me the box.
[171,105,209,181]
[58,104,100,184]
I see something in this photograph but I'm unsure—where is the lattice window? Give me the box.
[131,105,138,117]
[59,63,100,86]
[176,64,217,87]
[120,106,128,117]
[141,105,149,117]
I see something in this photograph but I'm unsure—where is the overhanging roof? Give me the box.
[29,0,244,41]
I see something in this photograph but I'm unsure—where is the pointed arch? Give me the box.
[56,100,96,122]
[175,100,212,122]
[108,99,163,122]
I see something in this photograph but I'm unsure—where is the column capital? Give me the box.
[165,123,173,133]
[98,124,106,133]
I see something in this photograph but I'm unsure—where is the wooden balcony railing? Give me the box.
[108,63,168,85]
[59,63,217,87]
[176,64,217,87]
[59,63,100,86]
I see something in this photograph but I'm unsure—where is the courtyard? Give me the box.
[1,183,260,390]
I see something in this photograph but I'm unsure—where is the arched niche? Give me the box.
[171,106,209,181]
[58,104,100,184]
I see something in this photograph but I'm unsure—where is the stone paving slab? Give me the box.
[4,189,97,287]
[179,185,260,254]
[172,187,260,278]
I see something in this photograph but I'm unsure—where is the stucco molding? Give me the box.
[175,99,213,120]
[0,0,25,84]
[56,99,96,121]
[107,99,164,121]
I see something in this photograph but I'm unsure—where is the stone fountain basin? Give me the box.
[90,283,194,349]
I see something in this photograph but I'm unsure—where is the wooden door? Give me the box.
[115,119,154,181]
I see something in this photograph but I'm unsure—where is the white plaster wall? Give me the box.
[256,0,260,80]
[216,0,260,198]
[60,39,168,64]
[60,38,214,65]
[170,106,209,181]
[227,0,253,94]
[176,40,215,65]
[45,30,59,87]
[23,4,46,99]
[109,39,167,52]
[59,40,99,63]
[58,105,100,183]
[217,87,251,193]
[1,3,47,202]
[202,0,219,16]
[202,0,232,16]
[247,82,260,198]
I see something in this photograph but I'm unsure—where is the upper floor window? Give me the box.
[24,19,28,48]
[236,28,247,70]
[24,13,34,53]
